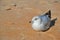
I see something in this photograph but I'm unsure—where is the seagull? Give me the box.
[29,10,51,31]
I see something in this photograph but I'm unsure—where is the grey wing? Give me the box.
[41,15,50,25]
[40,15,50,30]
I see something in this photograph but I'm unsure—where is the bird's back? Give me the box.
[39,15,50,24]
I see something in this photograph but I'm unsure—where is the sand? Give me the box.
[0,0,60,40]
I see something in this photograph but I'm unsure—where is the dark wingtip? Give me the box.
[45,10,51,18]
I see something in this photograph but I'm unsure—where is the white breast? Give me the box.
[32,22,50,31]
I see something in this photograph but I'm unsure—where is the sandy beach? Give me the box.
[0,0,60,40]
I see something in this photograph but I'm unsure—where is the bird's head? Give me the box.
[29,16,42,24]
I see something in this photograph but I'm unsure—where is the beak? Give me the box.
[29,21,31,23]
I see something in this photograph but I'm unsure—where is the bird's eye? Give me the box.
[35,18,38,20]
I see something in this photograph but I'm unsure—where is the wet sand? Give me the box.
[0,0,60,40]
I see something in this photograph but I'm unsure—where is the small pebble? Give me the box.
[54,1,59,3]
[6,7,11,10]
[11,4,16,7]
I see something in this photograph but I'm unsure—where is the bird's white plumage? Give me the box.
[31,14,51,31]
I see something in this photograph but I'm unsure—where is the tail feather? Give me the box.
[45,10,51,18]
